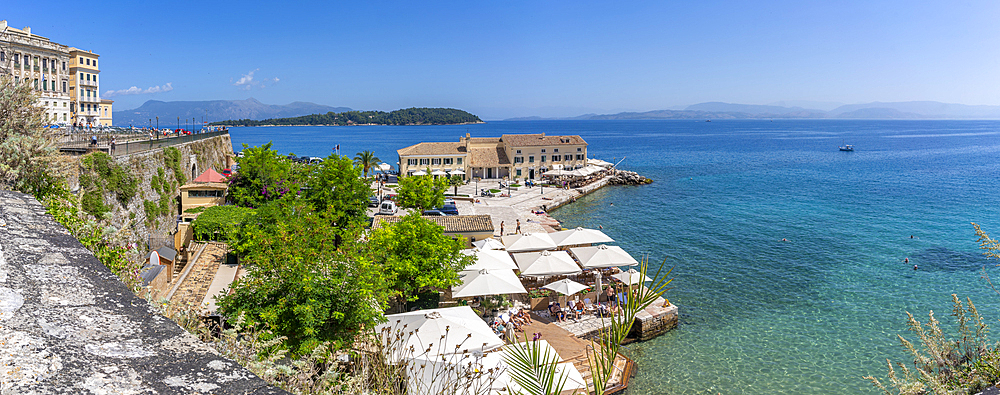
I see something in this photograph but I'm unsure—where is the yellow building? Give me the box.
[99,99,113,126]
[68,47,101,127]
[0,21,72,125]
[174,169,228,250]
[397,133,588,180]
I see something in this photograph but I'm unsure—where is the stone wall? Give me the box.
[0,189,284,394]
[630,303,679,341]
[73,134,233,264]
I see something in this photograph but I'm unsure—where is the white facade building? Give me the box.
[0,20,72,125]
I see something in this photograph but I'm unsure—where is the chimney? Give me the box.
[0,20,7,31]
[23,26,30,36]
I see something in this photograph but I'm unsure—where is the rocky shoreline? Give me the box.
[608,169,652,185]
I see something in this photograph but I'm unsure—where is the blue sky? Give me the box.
[9,1,1000,119]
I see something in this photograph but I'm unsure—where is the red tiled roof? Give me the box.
[193,168,226,183]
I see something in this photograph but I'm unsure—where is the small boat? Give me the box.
[839,144,854,152]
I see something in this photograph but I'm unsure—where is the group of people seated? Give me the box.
[490,308,534,336]
[547,300,587,322]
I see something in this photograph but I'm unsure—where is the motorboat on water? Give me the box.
[839,144,854,152]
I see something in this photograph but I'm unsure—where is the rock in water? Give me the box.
[608,170,652,185]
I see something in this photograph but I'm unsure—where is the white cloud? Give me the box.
[233,69,258,88]
[231,69,278,90]
[104,83,173,97]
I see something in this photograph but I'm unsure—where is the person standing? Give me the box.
[110,137,116,155]
[515,219,522,234]
[500,221,505,236]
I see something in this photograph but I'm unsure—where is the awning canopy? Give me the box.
[501,232,557,253]
[378,306,504,363]
[452,268,527,298]
[461,249,517,271]
[549,227,614,247]
[512,250,582,277]
[569,244,637,268]
[472,237,505,250]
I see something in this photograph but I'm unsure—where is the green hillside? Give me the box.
[211,107,482,126]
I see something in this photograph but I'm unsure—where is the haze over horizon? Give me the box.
[9,1,1000,120]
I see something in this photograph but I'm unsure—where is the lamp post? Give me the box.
[155,116,159,140]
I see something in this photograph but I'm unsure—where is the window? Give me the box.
[419,158,429,165]
[0,52,4,62]
[541,149,546,153]
[12,53,17,63]
[516,150,521,154]
[514,157,523,164]
[443,158,453,165]
[79,57,83,63]
[516,169,522,176]
[431,158,441,165]
[93,75,97,83]
[408,159,417,165]
[577,148,582,152]
[528,156,534,163]
[541,156,546,162]
[576,154,584,160]
[554,148,559,153]
[63,113,67,121]
[62,81,66,92]
[86,59,90,66]
[456,158,462,165]
[552,155,561,161]
[93,60,97,67]
[188,190,223,198]
[62,61,66,70]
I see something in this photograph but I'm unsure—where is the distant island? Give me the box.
[113,98,351,127]
[211,107,483,127]
[504,100,1000,121]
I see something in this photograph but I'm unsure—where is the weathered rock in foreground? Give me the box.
[0,189,285,394]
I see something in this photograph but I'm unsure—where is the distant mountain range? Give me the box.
[112,98,351,127]
[504,101,1000,121]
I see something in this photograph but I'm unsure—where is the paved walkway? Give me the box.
[169,242,227,311]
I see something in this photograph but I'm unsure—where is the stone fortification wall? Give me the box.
[0,189,284,394]
[74,134,233,263]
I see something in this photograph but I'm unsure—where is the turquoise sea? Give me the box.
[231,120,1000,394]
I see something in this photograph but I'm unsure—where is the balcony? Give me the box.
[33,66,39,72]
[13,63,19,68]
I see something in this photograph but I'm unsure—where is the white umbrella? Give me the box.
[502,233,557,253]
[378,306,504,363]
[542,169,571,177]
[431,169,448,176]
[493,341,587,393]
[513,250,582,277]
[569,245,638,268]
[379,163,392,172]
[587,158,614,168]
[449,169,466,175]
[549,227,615,247]
[461,249,517,271]
[542,278,589,296]
[612,268,652,285]
[412,170,428,176]
[472,238,506,250]
[452,269,526,298]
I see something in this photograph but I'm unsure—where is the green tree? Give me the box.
[448,174,464,196]
[365,212,473,306]
[304,153,371,245]
[396,172,449,211]
[353,150,380,179]
[227,142,299,208]
[0,75,60,198]
[222,199,387,354]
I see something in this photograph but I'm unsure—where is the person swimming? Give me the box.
[913,264,918,270]
[781,238,788,242]
[904,258,909,264]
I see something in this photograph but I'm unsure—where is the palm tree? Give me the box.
[353,150,380,179]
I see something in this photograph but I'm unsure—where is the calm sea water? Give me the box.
[231,120,1000,394]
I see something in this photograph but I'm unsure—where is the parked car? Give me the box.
[433,202,459,215]
[368,195,380,207]
[422,209,449,216]
[379,200,398,215]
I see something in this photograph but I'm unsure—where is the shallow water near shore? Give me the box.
[232,120,1000,394]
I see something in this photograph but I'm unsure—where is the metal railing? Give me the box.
[58,129,229,156]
